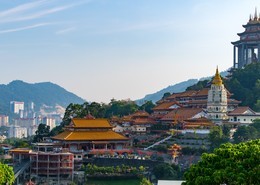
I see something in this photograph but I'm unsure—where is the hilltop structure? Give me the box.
[232,9,260,68]
[207,67,228,122]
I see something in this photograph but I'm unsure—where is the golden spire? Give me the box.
[212,66,223,86]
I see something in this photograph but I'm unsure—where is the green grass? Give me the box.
[85,179,141,185]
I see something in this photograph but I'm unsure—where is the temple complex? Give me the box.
[232,9,260,68]
[52,118,130,152]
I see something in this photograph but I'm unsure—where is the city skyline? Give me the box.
[0,0,258,103]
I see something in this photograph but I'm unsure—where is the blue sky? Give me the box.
[0,0,259,103]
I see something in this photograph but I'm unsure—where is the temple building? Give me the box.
[52,118,130,153]
[207,67,229,123]
[232,9,260,68]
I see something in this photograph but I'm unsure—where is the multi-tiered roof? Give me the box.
[232,8,260,45]
[52,118,128,141]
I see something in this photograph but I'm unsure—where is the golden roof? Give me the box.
[212,67,223,86]
[69,118,113,128]
[9,148,32,153]
[52,130,128,141]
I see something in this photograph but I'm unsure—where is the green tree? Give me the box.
[162,92,171,99]
[233,125,258,143]
[183,139,260,185]
[33,123,50,142]
[140,177,152,185]
[186,79,209,91]
[0,162,15,184]
[208,126,224,149]
[225,62,260,109]
[152,163,178,180]
[139,101,155,114]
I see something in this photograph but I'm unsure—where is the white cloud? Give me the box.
[56,27,76,35]
[0,1,91,23]
[0,23,52,34]
[0,0,47,18]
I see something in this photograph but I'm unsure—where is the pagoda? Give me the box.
[207,67,228,123]
[231,8,260,68]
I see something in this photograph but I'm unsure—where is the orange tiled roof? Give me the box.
[228,106,255,115]
[132,117,156,125]
[167,90,197,100]
[194,88,209,96]
[161,108,204,121]
[131,110,149,117]
[69,118,113,128]
[153,101,181,110]
[52,130,128,141]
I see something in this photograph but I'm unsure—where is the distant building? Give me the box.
[232,9,260,68]
[0,115,9,126]
[14,118,36,127]
[10,101,24,115]
[14,118,37,136]
[8,125,27,138]
[42,117,56,130]
[9,145,74,183]
[228,107,260,125]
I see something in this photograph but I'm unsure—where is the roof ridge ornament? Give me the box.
[254,7,258,21]
[249,14,252,22]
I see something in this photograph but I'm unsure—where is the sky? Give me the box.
[0,0,259,103]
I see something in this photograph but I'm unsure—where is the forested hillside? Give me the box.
[225,63,260,111]
[186,63,260,111]
[0,80,85,114]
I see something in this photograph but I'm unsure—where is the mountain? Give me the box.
[135,79,198,105]
[135,70,229,105]
[0,80,85,114]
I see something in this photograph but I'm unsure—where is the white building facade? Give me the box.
[207,68,228,123]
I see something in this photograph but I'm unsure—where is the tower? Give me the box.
[207,67,228,123]
[231,8,260,68]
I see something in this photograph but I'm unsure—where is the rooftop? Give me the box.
[68,118,113,129]
[52,130,129,141]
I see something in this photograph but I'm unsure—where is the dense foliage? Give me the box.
[33,123,51,142]
[183,139,260,185]
[186,79,210,91]
[208,125,230,150]
[225,63,260,111]
[152,163,182,180]
[61,99,154,126]
[3,137,31,148]
[0,162,15,184]
[233,119,260,143]
[84,164,146,176]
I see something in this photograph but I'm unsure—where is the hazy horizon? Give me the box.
[1,0,258,103]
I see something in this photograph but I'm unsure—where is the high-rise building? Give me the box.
[10,101,24,114]
[0,115,9,126]
[8,125,27,138]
